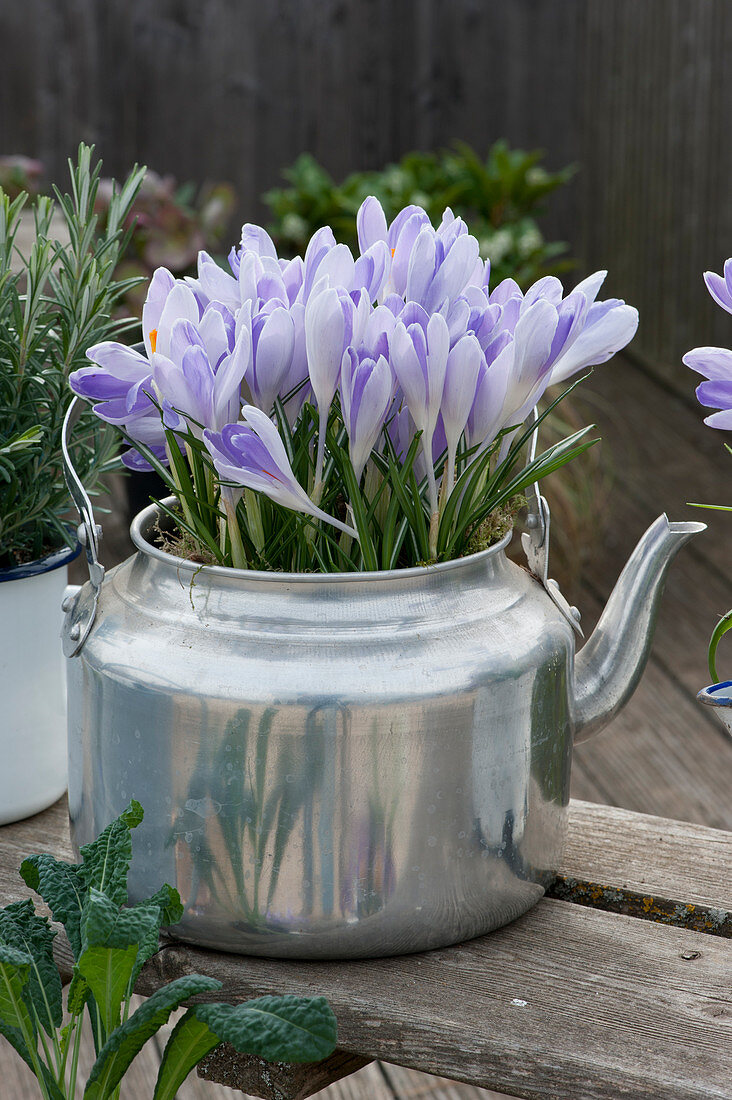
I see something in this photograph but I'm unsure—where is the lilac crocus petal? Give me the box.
[302,226,338,301]
[696,379,732,409]
[405,228,437,307]
[500,298,559,426]
[489,278,523,306]
[248,305,295,413]
[194,251,239,313]
[423,232,481,313]
[702,408,732,430]
[548,299,639,385]
[71,343,156,424]
[546,289,589,367]
[390,311,450,443]
[441,334,484,458]
[389,210,431,296]
[154,281,201,358]
[142,268,176,358]
[465,351,512,452]
[353,240,390,301]
[304,286,349,415]
[683,346,732,381]
[153,346,214,432]
[204,407,357,538]
[571,269,607,305]
[340,347,393,480]
[357,196,388,253]
[240,223,279,260]
[704,259,732,315]
[523,276,564,308]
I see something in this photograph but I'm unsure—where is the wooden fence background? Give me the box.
[2,0,732,378]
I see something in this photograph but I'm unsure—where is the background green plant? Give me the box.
[0,800,336,1100]
[264,141,575,285]
[0,145,144,568]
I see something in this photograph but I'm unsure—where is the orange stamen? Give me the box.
[149,329,158,354]
[391,248,396,258]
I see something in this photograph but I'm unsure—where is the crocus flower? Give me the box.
[405,223,481,314]
[152,314,248,437]
[683,347,732,429]
[70,270,201,428]
[340,346,393,481]
[239,301,296,414]
[390,308,450,512]
[440,333,484,494]
[204,406,357,538]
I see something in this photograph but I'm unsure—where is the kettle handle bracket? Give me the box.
[61,396,104,657]
[520,412,584,638]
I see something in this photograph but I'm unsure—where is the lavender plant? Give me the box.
[684,258,732,679]
[0,802,335,1099]
[69,198,639,573]
[0,145,144,567]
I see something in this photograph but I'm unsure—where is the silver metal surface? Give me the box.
[61,398,105,657]
[66,503,703,958]
[573,515,706,743]
[697,682,732,737]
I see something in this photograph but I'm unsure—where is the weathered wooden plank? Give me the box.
[137,900,731,1100]
[554,801,732,935]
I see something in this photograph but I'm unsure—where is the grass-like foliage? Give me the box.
[0,801,336,1099]
[0,145,145,568]
[132,375,596,573]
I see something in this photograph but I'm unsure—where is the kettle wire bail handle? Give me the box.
[520,408,584,638]
[61,396,105,657]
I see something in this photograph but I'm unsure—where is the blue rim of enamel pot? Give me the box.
[697,681,732,708]
[0,540,81,582]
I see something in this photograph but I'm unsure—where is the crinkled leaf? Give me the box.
[78,799,144,905]
[143,884,184,929]
[81,888,160,954]
[84,974,221,1100]
[81,887,167,991]
[78,888,161,1033]
[153,994,336,1100]
[66,971,91,1017]
[0,899,62,1034]
[0,943,35,1038]
[196,996,337,1062]
[19,853,85,959]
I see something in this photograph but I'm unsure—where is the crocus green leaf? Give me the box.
[83,974,221,1100]
[78,799,144,905]
[708,608,732,682]
[19,853,85,959]
[154,993,337,1098]
[0,943,35,1038]
[0,899,62,1034]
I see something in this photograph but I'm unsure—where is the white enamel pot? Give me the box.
[0,542,80,824]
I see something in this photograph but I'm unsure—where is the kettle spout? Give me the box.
[573,515,705,743]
